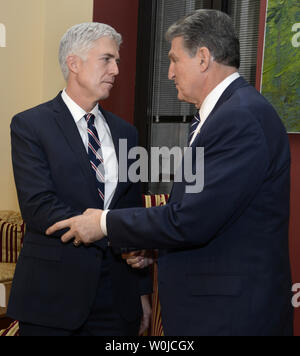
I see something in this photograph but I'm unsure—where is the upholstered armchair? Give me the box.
[0,195,168,336]
[0,211,24,335]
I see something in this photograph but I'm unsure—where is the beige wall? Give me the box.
[0,0,93,211]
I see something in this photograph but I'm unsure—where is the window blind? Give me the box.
[151,0,261,118]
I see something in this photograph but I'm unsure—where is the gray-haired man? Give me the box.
[8,22,152,336]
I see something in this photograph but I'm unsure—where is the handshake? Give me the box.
[46,208,156,269]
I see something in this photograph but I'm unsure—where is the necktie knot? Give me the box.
[85,113,95,127]
[191,112,200,127]
[189,112,201,143]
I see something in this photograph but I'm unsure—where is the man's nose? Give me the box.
[168,63,175,80]
[111,60,119,76]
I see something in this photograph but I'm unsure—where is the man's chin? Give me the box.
[177,92,185,102]
[177,92,197,106]
[97,91,111,101]
[177,92,190,104]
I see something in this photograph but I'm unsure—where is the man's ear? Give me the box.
[66,55,81,75]
[197,47,212,72]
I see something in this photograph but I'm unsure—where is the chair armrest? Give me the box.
[0,211,25,263]
[0,263,16,308]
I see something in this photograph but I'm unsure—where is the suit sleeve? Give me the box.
[107,108,271,249]
[121,187,153,295]
[11,114,82,236]
[124,128,153,295]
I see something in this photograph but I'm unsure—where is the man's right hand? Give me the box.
[46,209,104,245]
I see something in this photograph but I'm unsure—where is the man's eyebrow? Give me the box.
[102,53,116,58]
[168,52,177,60]
[101,53,120,62]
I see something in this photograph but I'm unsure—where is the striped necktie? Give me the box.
[189,112,201,145]
[85,113,105,207]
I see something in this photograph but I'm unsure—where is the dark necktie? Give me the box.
[85,113,105,208]
[189,112,201,145]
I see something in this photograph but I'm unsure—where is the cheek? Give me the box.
[79,66,94,83]
[183,70,197,90]
[177,66,190,85]
[177,73,198,102]
[178,74,191,94]
[84,62,102,78]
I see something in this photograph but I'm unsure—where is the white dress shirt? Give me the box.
[61,90,118,209]
[101,72,241,236]
[190,72,240,145]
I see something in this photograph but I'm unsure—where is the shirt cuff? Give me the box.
[100,210,110,236]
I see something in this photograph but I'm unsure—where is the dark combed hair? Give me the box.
[166,9,240,69]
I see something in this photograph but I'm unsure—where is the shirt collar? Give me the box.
[61,89,99,123]
[199,72,240,121]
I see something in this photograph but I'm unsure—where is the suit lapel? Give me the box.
[52,93,100,204]
[170,78,250,199]
[52,95,133,210]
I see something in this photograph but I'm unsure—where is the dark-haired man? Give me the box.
[48,10,293,336]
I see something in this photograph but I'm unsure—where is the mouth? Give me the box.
[102,79,115,87]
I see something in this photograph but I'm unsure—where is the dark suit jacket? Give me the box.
[7,93,151,330]
[107,77,293,336]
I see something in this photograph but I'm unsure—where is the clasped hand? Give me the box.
[121,250,157,269]
[46,209,156,269]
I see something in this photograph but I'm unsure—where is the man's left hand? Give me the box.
[46,209,104,245]
[122,250,156,269]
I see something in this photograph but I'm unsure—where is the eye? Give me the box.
[169,55,177,64]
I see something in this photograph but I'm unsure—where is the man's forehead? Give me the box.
[169,37,184,52]
[94,36,119,48]
[169,37,189,60]
[93,37,120,55]
[171,36,184,47]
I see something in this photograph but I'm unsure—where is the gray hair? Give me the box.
[166,9,240,69]
[59,22,122,81]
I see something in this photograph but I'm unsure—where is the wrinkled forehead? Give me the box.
[168,36,189,58]
[88,36,120,57]
[93,35,120,50]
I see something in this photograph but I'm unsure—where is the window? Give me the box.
[135,0,261,194]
